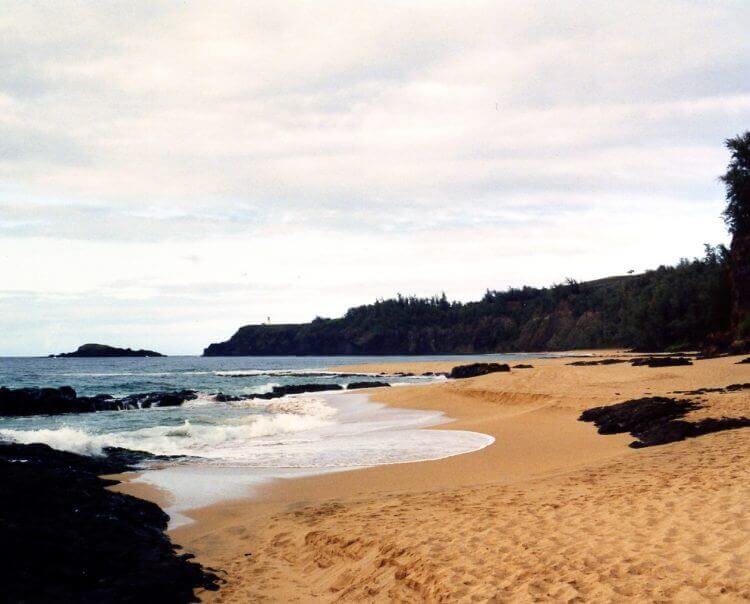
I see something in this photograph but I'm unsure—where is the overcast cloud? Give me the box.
[1,1,748,355]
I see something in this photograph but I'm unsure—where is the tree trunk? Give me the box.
[730,232,750,341]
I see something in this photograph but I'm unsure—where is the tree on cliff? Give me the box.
[720,131,750,343]
[721,131,750,236]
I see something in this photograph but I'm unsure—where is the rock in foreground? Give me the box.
[449,363,510,379]
[568,359,628,366]
[630,356,693,368]
[55,343,164,357]
[579,397,750,447]
[0,442,218,602]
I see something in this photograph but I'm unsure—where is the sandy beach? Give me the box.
[118,352,750,602]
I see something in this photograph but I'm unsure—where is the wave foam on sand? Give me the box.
[3,392,494,528]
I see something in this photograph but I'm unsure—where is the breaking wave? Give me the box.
[0,391,493,470]
[0,395,337,460]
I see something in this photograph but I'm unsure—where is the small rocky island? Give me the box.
[54,343,165,358]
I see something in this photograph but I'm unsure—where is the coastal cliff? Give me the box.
[55,343,165,358]
[204,251,730,356]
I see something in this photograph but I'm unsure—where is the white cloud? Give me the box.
[0,1,747,354]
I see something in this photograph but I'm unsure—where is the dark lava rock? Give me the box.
[632,417,750,448]
[214,393,245,402]
[0,387,198,416]
[737,357,750,364]
[567,359,628,366]
[101,446,184,467]
[630,356,693,367]
[120,390,198,409]
[0,442,218,602]
[271,383,343,396]
[250,383,344,400]
[449,363,510,379]
[0,386,88,416]
[579,397,750,447]
[674,383,750,395]
[56,343,164,357]
[580,397,698,435]
[77,393,122,412]
[346,381,391,390]
[673,387,726,395]
[513,364,534,369]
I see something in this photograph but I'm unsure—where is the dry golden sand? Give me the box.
[122,353,750,602]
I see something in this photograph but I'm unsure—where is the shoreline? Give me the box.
[116,351,750,601]
[110,390,496,528]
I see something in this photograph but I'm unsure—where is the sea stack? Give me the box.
[55,343,165,358]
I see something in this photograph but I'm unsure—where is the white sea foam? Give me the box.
[0,393,492,468]
[0,426,106,457]
[240,382,281,396]
[0,413,334,459]
[181,382,282,408]
[0,392,494,528]
[213,369,413,378]
[181,394,219,408]
[230,394,337,417]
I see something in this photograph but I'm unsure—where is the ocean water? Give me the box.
[0,354,534,524]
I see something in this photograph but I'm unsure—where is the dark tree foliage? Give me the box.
[720,131,750,236]
[204,246,731,355]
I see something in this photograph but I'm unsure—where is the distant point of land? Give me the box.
[54,344,164,358]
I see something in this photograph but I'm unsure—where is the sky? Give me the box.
[1,1,749,356]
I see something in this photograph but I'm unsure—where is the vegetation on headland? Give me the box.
[204,246,731,355]
[720,131,750,237]
[720,131,750,347]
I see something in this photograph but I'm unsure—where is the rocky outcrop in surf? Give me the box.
[235,383,344,401]
[0,387,197,417]
[120,390,198,408]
